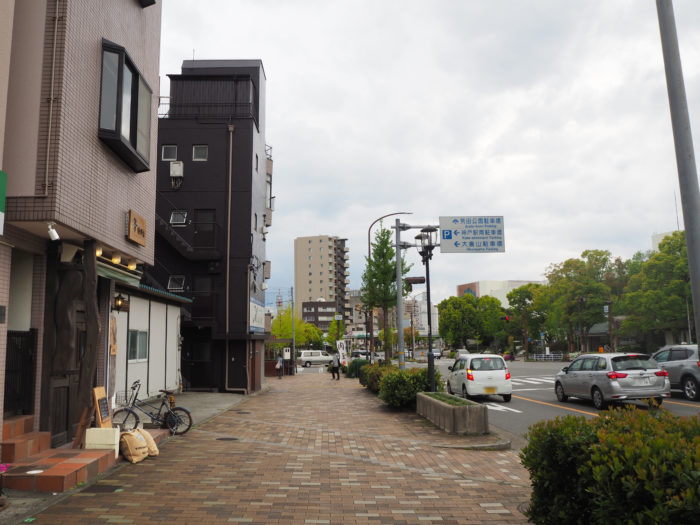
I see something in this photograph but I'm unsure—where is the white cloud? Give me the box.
[161,0,700,306]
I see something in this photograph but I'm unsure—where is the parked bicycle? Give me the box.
[112,379,192,435]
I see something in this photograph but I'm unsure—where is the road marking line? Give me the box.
[665,399,700,408]
[513,395,598,416]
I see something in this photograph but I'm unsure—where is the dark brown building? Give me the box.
[152,60,273,393]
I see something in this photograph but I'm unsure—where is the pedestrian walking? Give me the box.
[276,353,284,379]
[331,352,340,380]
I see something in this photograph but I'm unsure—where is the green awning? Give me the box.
[96,261,141,287]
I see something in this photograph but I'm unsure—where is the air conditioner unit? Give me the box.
[170,161,184,177]
[261,283,268,291]
[261,226,269,235]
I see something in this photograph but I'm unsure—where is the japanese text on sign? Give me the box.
[439,216,505,253]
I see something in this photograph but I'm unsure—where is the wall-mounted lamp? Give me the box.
[127,260,137,271]
[47,222,60,241]
[112,293,129,312]
[111,254,121,265]
[95,246,103,257]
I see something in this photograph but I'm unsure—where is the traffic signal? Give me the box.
[500,316,510,322]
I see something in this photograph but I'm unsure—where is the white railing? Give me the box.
[531,353,564,361]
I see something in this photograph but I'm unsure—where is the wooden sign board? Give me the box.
[127,209,147,246]
[93,386,112,428]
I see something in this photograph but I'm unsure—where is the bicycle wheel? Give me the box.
[112,408,140,431]
[163,407,192,435]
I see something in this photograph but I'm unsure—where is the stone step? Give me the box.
[1,431,52,463]
[2,414,35,440]
[1,427,171,493]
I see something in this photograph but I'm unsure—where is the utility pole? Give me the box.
[291,286,295,375]
[657,0,700,343]
[395,218,406,369]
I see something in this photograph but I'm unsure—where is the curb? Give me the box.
[433,439,512,451]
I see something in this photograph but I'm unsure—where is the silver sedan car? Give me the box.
[554,353,670,410]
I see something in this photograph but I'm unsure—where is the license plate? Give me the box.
[484,387,496,394]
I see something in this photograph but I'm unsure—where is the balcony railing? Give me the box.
[159,101,255,121]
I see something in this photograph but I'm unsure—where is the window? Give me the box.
[167,275,185,291]
[98,39,152,172]
[128,330,148,361]
[162,145,177,161]
[192,145,208,161]
[170,210,187,226]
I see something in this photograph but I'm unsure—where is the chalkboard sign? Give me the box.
[93,386,112,428]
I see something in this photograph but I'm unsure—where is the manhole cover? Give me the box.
[216,437,239,441]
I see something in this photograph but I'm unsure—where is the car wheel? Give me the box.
[555,382,568,402]
[503,394,512,402]
[592,387,607,410]
[447,381,453,395]
[304,361,311,368]
[682,376,699,401]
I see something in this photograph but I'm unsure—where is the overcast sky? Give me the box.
[160,0,700,307]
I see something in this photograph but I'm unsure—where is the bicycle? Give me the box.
[112,379,192,435]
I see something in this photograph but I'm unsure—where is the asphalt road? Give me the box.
[296,358,700,450]
[434,357,700,450]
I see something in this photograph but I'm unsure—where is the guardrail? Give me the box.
[531,353,564,361]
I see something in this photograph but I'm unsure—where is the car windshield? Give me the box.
[470,357,505,371]
[612,354,655,371]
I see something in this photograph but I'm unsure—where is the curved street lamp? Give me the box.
[366,212,412,359]
[415,226,438,392]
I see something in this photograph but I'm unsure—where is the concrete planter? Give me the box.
[416,392,489,435]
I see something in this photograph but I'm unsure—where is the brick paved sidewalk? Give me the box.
[24,374,532,524]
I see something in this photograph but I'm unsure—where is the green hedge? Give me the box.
[378,368,443,408]
[346,359,369,379]
[520,407,700,524]
[358,363,396,393]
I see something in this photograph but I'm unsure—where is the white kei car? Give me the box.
[446,353,512,402]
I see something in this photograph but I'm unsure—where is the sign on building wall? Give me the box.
[249,298,265,333]
[126,209,147,246]
[439,216,505,253]
[0,170,7,236]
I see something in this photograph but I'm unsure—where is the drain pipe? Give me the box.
[223,125,246,393]
[42,0,60,197]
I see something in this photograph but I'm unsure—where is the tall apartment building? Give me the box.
[293,236,350,326]
[0,0,165,448]
[152,60,273,394]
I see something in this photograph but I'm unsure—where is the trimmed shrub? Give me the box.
[520,415,598,524]
[359,363,396,393]
[520,407,700,525]
[378,368,443,408]
[587,408,700,524]
[346,359,369,379]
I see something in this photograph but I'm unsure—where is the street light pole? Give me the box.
[367,212,412,362]
[416,227,438,392]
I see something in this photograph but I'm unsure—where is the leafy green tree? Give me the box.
[507,283,545,357]
[437,294,478,348]
[361,227,411,362]
[270,306,322,350]
[476,295,505,347]
[545,253,608,353]
[325,316,345,349]
[620,231,691,343]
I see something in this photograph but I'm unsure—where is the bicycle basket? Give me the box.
[115,390,131,407]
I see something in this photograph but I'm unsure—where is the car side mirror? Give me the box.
[447,366,453,371]
[562,366,569,373]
